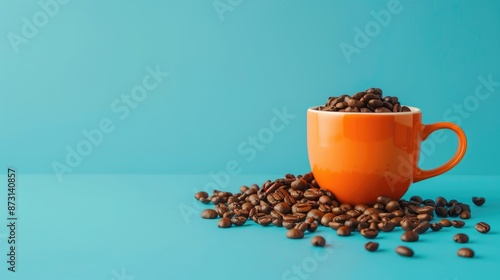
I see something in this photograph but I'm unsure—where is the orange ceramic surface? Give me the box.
[307,107,467,205]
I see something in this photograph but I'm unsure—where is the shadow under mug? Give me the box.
[307,106,467,205]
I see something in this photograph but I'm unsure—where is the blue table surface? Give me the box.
[0,174,499,280]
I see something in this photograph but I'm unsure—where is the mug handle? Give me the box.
[414,122,467,183]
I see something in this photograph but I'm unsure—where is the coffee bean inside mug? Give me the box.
[308,88,467,205]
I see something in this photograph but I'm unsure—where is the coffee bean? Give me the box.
[231,216,247,226]
[241,202,253,211]
[195,191,209,201]
[316,89,409,113]
[308,222,318,232]
[286,228,304,239]
[272,218,283,227]
[365,242,379,252]
[318,195,332,205]
[385,201,400,212]
[375,107,391,113]
[395,246,414,257]
[429,223,443,231]
[320,213,335,226]
[274,202,291,214]
[391,217,403,226]
[294,222,309,233]
[364,208,380,215]
[459,210,471,219]
[401,231,419,242]
[257,215,273,226]
[416,206,434,215]
[435,207,448,217]
[337,226,352,236]
[211,196,223,204]
[360,228,379,239]
[472,197,486,206]
[413,221,430,234]
[346,209,361,218]
[345,219,359,230]
[334,214,352,223]
[357,221,369,231]
[311,236,326,247]
[458,203,471,213]
[352,91,367,100]
[292,203,312,214]
[453,233,469,243]
[439,219,452,227]
[410,196,423,204]
[283,221,296,229]
[452,220,465,228]
[475,222,491,233]
[402,106,411,112]
[329,222,344,230]
[291,179,308,191]
[218,217,232,228]
[401,218,418,231]
[448,205,462,217]
[435,197,447,207]
[303,188,322,200]
[417,214,433,221]
[392,209,405,217]
[447,199,458,207]
[376,196,391,205]
[457,248,474,258]
[201,209,218,219]
[378,221,396,232]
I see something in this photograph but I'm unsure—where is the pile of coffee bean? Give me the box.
[314,87,411,113]
[195,172,489,258]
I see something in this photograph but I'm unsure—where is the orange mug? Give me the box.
[307,106,467,205]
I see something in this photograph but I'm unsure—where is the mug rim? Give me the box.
[308,105,421,115]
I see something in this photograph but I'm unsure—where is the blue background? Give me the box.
[1,0,500,176]
[1,1,500,280]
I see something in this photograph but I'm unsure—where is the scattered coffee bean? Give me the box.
[283,221,296,229]
[378,221,396,232]
[308,222,318,232]
[231,216,247,226]
[435,197,447,207]
[448,204,462,217]
[472,197,486,206]
[430,223,443,231]
[447,199,458,207]
[337,226,352,236]
[218,217,232,228]
[195,191,209,201]
[439,219,452,227]
[201,209,218,219]
[452,220,465,228]
[395,246,414,257]
[457,248,474,258]
[434,206,448,218]
[311,236,326,247]
[475,222,491,234]
[360,228,379,239]
[401,231,419,242]
[320,213,335,226]
[257,215,273,226]
[195,173,486,259]
[295,222,309,233]
[453,233,469,243]
[365,242,379,252]
[286,228,305,239]
[413,221,430,234]
[460,211,471,219]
